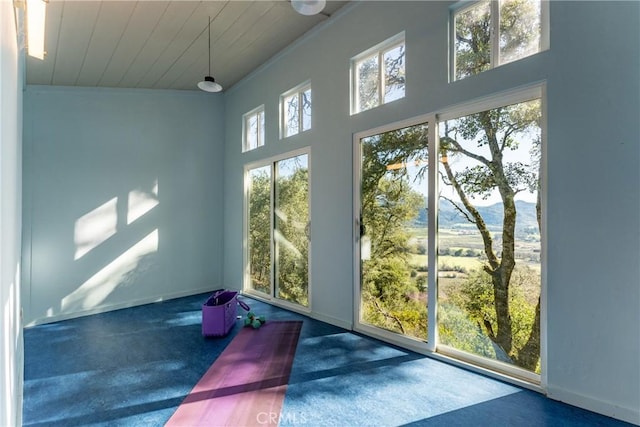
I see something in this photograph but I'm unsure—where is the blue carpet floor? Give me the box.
[23,293,633,426]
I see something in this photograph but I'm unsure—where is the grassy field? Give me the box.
[407,226,540,270]
[405,225,541,305]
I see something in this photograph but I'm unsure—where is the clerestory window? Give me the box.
[351,32,406,115]
[280,82,312,139]
[243,105,265,152]
[452,0,549,81]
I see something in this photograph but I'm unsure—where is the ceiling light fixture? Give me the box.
[291,0,326,16]
[26,0,47,60]
[198,16,222,93]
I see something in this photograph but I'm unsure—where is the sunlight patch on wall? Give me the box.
[127,180,159,225]
[2,274,17,415]
[74,198,118,260]
[62,229,158,312]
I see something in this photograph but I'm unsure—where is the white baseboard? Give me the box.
[307,311,352,330]
[24,286,217,327]
[547,385,640,425]
[239,291,353,331]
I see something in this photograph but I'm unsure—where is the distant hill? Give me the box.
[414,200,538,231]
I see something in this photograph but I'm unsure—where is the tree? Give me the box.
[455,0,541,79]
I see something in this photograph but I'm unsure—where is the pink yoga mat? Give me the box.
[165,320,302,427]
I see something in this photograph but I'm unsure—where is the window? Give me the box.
[357,121,430,342]
[351,32,405,114]
[280,83,311,138]
[452,0,548,80]
[437,91,543,379]
[243,106,265,152]
[354,85,544,383]
[245,149,311,308]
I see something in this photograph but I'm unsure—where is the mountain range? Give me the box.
[415,200,538,231]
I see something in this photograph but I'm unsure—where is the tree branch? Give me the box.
[372,298,406,335]
[441,152,500,271]
[441,136,491,167]
[440,196,476,225]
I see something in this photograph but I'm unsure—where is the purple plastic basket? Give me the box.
[202,290,239,337]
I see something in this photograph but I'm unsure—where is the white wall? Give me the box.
[223,1,639,424]
[0,1,24,426]
[544,2,639,422]
[23,86,226,325]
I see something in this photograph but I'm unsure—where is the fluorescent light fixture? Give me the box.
[26,0,46,59]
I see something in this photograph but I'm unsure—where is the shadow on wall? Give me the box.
[23,89,223,326]
[60,180,160,314]
[28,174,163,324]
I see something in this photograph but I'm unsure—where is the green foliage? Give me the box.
[455,1,491,79]
[442,266,540,371]
[248,169,271,294]
[275,166,309,306]
[455,0,541,79]
[360,125,430,339]
[438,302,496,359]
[362,256,427,339]
[248,159,310,307]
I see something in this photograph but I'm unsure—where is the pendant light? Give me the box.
[198,16,222,93]
[291,0,326,16]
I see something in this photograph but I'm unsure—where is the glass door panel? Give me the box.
[437,99,542,374]
[274,154,310,306]
[358,122,429,341]
[247,166,272,295]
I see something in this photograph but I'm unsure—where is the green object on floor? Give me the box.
[244,311,266,329]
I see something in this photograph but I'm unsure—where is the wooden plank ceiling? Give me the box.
[26,1,349,91]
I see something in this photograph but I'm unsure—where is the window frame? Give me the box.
[279,81,312,139]
[242,105,265,153]
[243,147,313,314]
[352,83,547,387]
[350,31,406,115]
[450,0,550,82]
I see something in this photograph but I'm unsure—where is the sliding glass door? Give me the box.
[355,87,543,380]
[246,150,310,308]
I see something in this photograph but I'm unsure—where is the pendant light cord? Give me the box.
[207,16,211,76]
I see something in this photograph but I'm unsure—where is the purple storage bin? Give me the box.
[202,290,239,337]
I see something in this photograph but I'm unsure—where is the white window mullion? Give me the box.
[491,0,500,67]
[270,163,276,298]
[353,64,360,114]
[259,111,264,147]
[427,115,438,352]
[378,51,385,107]
[297,92,303,131]
[540,0,550,51]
